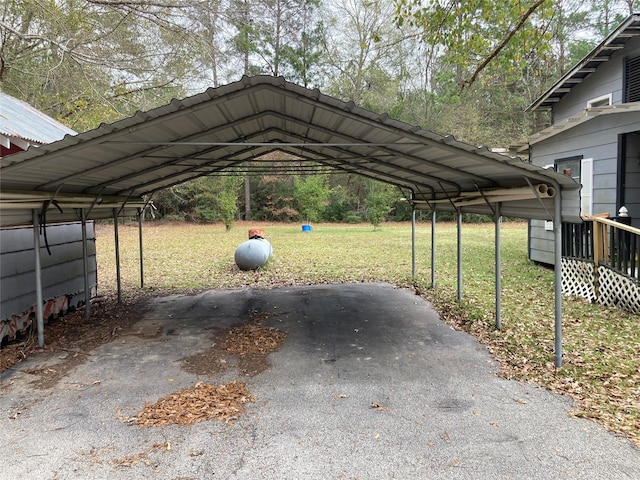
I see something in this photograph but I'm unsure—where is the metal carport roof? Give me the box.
[0,75,580,227]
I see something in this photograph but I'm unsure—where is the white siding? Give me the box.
[529,113,640,264]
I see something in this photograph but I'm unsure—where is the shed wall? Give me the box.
[0,222,97,321]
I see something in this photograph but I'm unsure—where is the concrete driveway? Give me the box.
[1,283,638,479]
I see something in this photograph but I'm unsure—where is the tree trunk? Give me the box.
[244,177,251,220]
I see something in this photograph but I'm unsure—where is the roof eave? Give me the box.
[526,13,640,112]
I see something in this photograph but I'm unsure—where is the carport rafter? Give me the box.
[243,133,453,194]
[223,125,461,194]
[97,125,442,198]
[252,111,498,189]
[38,111,272,192]
[84,145,253,195]
[116,158,248,197]
[100,107,498,196]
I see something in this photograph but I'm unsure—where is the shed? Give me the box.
[1,94,96,344]
[0,92,77,156]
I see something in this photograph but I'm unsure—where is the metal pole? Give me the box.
[553,188,563,367]
[431,209,436,289]
[81,209,91,321]
[495,203,502,330]
[113,208,122,303]
[457,210,462,302]
[32,210,45,348]
[138,207,144,289]
[411,207,416,278]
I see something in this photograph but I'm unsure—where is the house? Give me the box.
[0,93,96,345]
[521,13,640,266]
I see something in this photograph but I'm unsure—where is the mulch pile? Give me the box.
[221,321,288,356]
[130,381,255,427]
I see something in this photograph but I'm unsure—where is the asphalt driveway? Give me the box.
[1,283,638,479]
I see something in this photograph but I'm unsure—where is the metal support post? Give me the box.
[457,210,462,302]
[81,209,91,321]
[411,207,416,278]
[138,207,144,288]
[495,203,502,330]
[113,208,122,303]
[431,210,436,289]
[32,210,45,348]
[553,189,563,367]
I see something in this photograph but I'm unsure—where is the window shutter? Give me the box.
[580,158,593,216]
[625,55,640,102]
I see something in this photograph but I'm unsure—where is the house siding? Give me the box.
[625,133,640,225]
[554,35,640,121]
[529,220,555,265]
[529,112,639,264]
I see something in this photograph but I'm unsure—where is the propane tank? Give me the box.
[234,229,273,270]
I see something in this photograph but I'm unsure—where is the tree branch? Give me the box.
[86,0,186,8]
[462,0,547,90]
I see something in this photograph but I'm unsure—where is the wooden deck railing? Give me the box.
[561,215,640,314]
[590,215,639,281]
[563,214,640,282]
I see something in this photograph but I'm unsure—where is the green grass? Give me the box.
[95,220,639,446]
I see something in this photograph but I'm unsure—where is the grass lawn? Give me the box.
[95,220,639,447]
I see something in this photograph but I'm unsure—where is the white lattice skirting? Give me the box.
[562,258,596,302]
[562,258,640,315]
[597,266,640,314]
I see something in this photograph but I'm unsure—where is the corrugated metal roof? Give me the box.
[0,76,581,226]
[526,13,640,112]
[0,93,77,146]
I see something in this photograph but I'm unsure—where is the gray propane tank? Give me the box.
[234,229,273,270]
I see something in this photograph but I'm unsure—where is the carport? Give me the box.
[0,76,581,365]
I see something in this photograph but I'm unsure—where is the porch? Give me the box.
[562,213,640,315]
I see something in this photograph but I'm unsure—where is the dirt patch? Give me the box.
[180,310,288,378]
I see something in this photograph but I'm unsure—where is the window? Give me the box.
[624,54,640,102]
[587,93,612,108]
[555,156,582,182]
